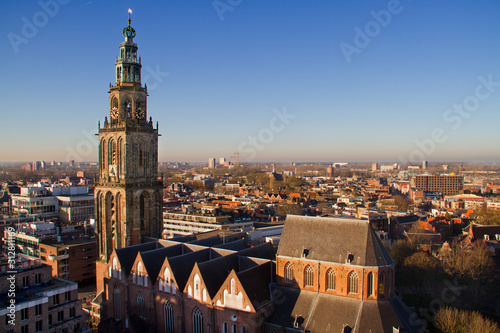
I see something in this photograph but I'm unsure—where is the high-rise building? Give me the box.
[372,162,378,171]
[219,157,226,165]
[422,160,428,170]
[410,174,463,195]
[208,157,216,168]
[94,12,163,292]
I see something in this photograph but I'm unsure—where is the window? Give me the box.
[304,265,314,287]
[348,271,359,294]
[21,308,28,320]
[35,273,41,284]
[58,310,64,322]
[193,307,203,333]
[36,320,43,332]
[137,292,145,318]
[379,272,385,296]
[164,268,171,293]
[164,301,174,333]
[48,314,52,325]
[114,286,121,319]
[22,276,29,288]
[21,325,29,333]
[222,322,228,333]
[326,269,336,290]
[35,304,42,316]
[137,262,144,285]
[53,294,59,305]
[367,272,374,297]
[231,324,236,333]
[65,291,71,301]
[284,262,294,284]
[69,307,75,317]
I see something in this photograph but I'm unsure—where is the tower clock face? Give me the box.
[111,107,118,119]
[137,107,145,119]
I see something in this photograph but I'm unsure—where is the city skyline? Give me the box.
[2,1,500,163]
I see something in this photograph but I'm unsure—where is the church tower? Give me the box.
[95,11,162,292]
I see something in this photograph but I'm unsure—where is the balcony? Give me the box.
[48,254,69,261]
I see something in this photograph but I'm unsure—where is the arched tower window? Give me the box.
[367,272,374,297]
[326,268,336,290]
[284,262,294,284]
[379,272,385,297]
[113,286,120,319]
[348,271,359,294]
[137,292,145,318]
[231,324,236,333]
[164,300,174,333]
[222,322,228,333]
[192,307,203,333]
[304,265,314,287]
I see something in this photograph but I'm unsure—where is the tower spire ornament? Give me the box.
[95,11,162,293]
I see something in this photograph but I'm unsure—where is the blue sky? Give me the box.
[1,0,499,163]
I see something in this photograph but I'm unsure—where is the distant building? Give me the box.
[219,157,226,165]
[410,174,463,195]
[372,163,378,171]
[162,212,253,238]
[208,158,216,168]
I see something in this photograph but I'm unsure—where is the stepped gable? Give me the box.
[278,215,393,266]
[115,241,158,275]
[236,261,273,309]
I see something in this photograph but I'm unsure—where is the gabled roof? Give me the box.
[266,287,416,333]
[470,223,500,240]
[115,241,159,275]
[277,215,393,266]
[168,248,211,291]
[238,242,275,260]
[198,253,239,299]
[237,261,273,309]
[140,244,183,284]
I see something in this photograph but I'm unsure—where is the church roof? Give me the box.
[267,287,414,332]
[277,215,393,266]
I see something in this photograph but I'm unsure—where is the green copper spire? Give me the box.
[115,9,141,84]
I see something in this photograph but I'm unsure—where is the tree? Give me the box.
[441,240,495,284]
[275,203,302,217]
[403,251,439,304]
[434,307,500,333]
[474,207,500,225]
[393,194,411,211]
[390,240,417,268]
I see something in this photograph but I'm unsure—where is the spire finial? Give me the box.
[128,8,132,26]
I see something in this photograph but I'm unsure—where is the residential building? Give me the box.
[0,254,88,333]
[162,212,254,238]
[410,174,463,195]
[39,238,97,284]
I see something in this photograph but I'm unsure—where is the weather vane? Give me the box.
[128,8,132,25]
